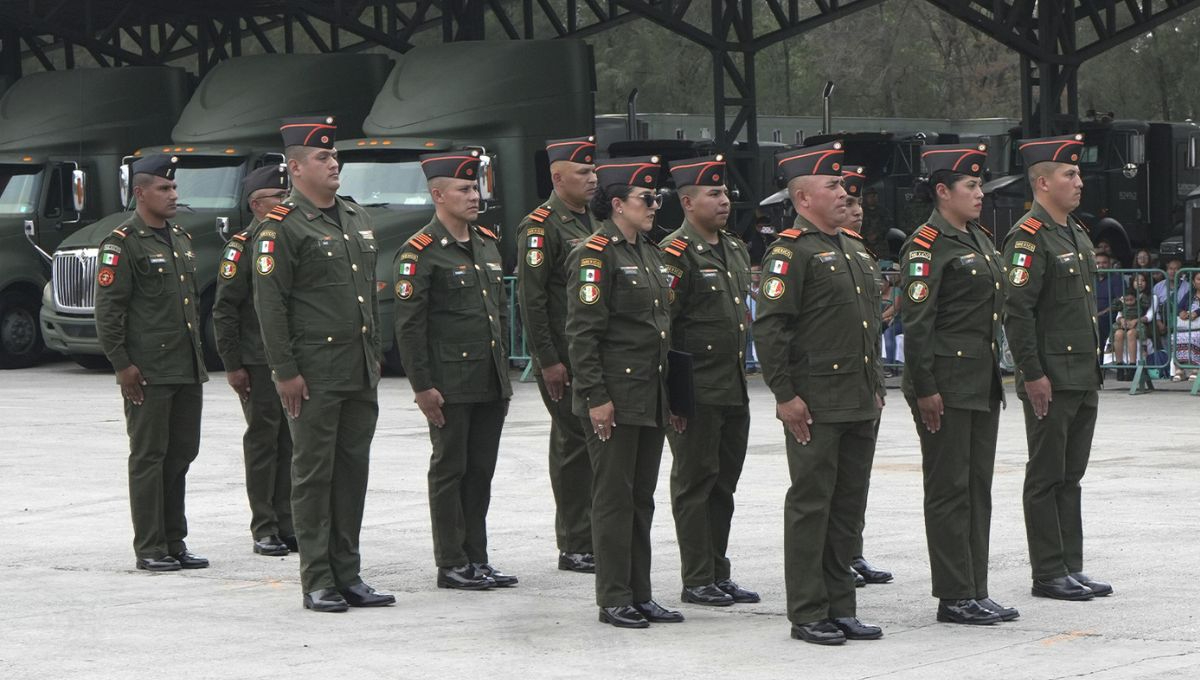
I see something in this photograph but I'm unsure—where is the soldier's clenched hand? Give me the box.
[542,362,571,402]
[277,375,309,419]
[226,368,252,402]
[777,396,813,445]
[117,364,147,406]
[415,388,446,428]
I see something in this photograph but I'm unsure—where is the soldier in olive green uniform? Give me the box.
[516,136,598,573]
[754,141,885,645]
[658,155,759,608]
[95,154,210,572]
[1002,134,1112,602]
[899,144,1017,625]
[213,164,295,557]
[567,156,683,629]
[254,117,394,612]
[393,149,518,591]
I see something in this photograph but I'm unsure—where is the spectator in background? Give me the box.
[1173,271,1200,382]
[1110,285,1151,381]
[880,264,902,377]
[1154,256,1187,342]
[1093,251,1123,351]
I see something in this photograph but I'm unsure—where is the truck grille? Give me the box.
[52,248,99,313]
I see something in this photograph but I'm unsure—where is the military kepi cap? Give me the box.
[1018,133,1084,167]
[130,154,177,180]
[776,140,843,183]
[420,149,481,180]
[279,115,337,149]
[922,143,988,177]
[669,155,726,188]
[242,164,288,197]
[595,155,661,190]
[546,136,596,165]
[841,166,866,197]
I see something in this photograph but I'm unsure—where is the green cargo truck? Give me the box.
[0,67,189,368]
[40,53,392,368]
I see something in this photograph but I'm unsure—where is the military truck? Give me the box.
[0,67,189,369]
[39,53,391,369]
[983,117,1200,263]
[332,39,595,372]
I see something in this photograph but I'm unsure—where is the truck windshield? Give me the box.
[338,159,432,207]
[0,167,42,215]
[173,162,243,210]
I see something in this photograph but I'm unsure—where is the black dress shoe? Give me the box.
[253,535,289,557]
[1032,575,1094,601]
[473,563,518,587]
[303,588,349,613]
[832,617,883,640]
[437,565,493,590]
[978,597,1020,621]
[281,535,299,552]
[715,578,761,604]
[681,584,734,606]
[599,606,649,629]
[851,557,894,584]
[339,582,396,607]
[937,599,1001,625]
[558,552,595,573]
[854,569,866,587]
[170,551,209,569]
[791,620,846,645]
[633,599,684,623]
[135,555,181,572]
[1069,573,1113,597]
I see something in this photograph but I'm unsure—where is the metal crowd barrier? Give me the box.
[1093,267,1169,395]
[1168,268,1200,396]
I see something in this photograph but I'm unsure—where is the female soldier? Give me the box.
[566,156,682,629]
[899,143,1017,625]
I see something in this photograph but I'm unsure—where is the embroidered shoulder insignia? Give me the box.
[663,238,689,257]
[585,234,610,252]
[477,226,499,240]
[232,232,249,242]
[528,206,552,223]
[976,222,993,238]
[111,226,131,238]
[408,233,435,251]
[265,205,292,222]
[778,228,805,240]
[1019,217,1043,235]
[839,227,864,241]
[912,224,940,250]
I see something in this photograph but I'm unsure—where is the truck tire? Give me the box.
[0,290,45,369]
[70,353,112,370]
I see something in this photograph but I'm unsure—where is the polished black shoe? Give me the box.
[339,582,396,607]
[1032,575,1094,601]
[791,620,846,645]
[832,616,883,640]
[437,565,493,590]
[599,606,649,629]
[303,588,349,613]
[135,555,181,572]
[851,557,894,584]
[633,599,684,623]
[253,535,289,556]
[715,578,761,604]
[473,563,518,587]
[558,552,595,573]
[171,550,209,569]
[937,599,1002,625]
[281,535,299,552]
[854,569,866,587]
[978,597,1020,621]
[1069,573,1113,597]
[681,584,734,606]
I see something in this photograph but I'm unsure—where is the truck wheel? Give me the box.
[0,290,45,369]
[69,353,112,370]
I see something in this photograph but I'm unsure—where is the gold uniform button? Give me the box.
[625,368,632,374]
[654,299,660,307]
[862,320,868,329]
[856,286,862,294]
[985,255,991,261]
[343,234,350,241]
[658,365,663,373]
[1069,267,1075,273]
[179,275,184,282]
[173,251,179,258]
[361,326,367,334]
[844,254,851,260]
[956,351,963,357]
[158,268,164,273]
[710,286,717,291]
[995,282,1001,290]
[830,266,836,271]
[971,269,977,275]
[184,298,189,305]
[832,363,839,370]
[357,296,364,302]
[739,323,745,331]
[863,355,869,364]
[491,340,496,347]
[738,351,744,359]
[488,315,494,322]
[352,264,358,272]
[482,290,488,296]
[993,313,998,321]
[475,264,481,270]
[327,252,333,257]
[706,345,713,351]
[1067,345,1073,351]
[186,322,192,330]
[1085,284,1092,292]
[734,297,741,304]
[327,336,334,343]
[462,352,469,357]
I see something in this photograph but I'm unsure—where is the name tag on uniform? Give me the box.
[958,254,978,265]
[620,266,639,276]
[358,230,375,240]
[700,268,720,280]
[149,254,167,265]
[486,262,502,271]
[1058,253,1077,263]
[856,251,873,260]
[814,251,837,263]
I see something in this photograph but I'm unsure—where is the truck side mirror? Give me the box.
[216,216,231,240]
[476,154,495,215]
[23,219,52,263]
[71,169,87,214]
[119,164,131,208]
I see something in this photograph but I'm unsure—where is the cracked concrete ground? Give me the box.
[2,362,1197,679]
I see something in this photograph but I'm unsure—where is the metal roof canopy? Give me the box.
[2,0,1198,234]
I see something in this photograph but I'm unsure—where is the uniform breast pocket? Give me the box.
[808,261,854,308]
[135,258,173,297]
[1053,257,1085,301]
[355,235,378,276]
[302,239,349,286]
[614,272,652,311]
[443,270,479,310]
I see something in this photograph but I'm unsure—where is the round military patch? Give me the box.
[763,277,785,300]
[1010,266,1029,287]
[395,280,413,300]
[579,282,601,305]
[220,261,237,279]
[907,280,930,303]
[526,249,544,268]
[256,255,275,275]
[97,268,115,287]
